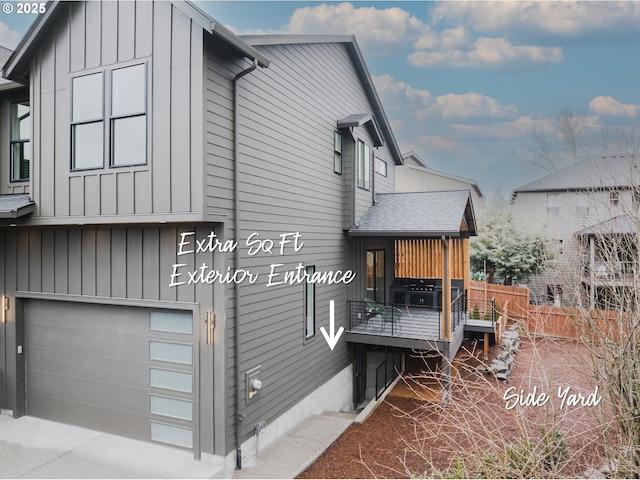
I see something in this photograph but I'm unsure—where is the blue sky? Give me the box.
[2,1,640,196]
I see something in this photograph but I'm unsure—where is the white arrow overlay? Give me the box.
[320,300,344,351]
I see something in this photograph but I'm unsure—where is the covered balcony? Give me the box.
[345,190,483,359]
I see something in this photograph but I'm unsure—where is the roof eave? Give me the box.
[3,0,59,82]
[0,202,35,219]
[348,229,462,239]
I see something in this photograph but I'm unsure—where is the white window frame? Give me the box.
[333,131,342,174]
[356,139,371,190]
[546,193,559,216]
[374,157,387,177]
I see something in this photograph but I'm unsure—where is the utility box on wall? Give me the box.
[245,366,262,403]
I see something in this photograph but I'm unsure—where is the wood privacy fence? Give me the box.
[469,281,626,340]
[526,305,626,341]
[468,281,530,318]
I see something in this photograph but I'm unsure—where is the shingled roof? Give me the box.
[575,215,638,236]
[512,154,640,201]
[349,190,476,238]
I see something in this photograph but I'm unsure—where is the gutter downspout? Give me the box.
[233,58,259,470]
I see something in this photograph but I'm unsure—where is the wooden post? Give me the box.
[483,332,489,360]
[442,236,451,341]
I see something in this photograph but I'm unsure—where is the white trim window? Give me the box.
[71,63,147,171]
[546,193,559,216]
[374,157,387,177]
[356,140,370,190]
[334,131,342,174]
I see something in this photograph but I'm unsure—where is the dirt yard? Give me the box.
[299,334,606,478]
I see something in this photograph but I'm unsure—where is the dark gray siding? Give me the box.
[0,224,219,454]
[28,1,205,223]
[215,40,398,450]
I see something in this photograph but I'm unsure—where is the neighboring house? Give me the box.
[0,1,479,476]
[396,151,484,206]
[511,154,640,308]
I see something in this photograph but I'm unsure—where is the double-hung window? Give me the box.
[71,63,147,171]
[356,140,370,190]
[10,101,30,181]
[111,64,147,166]
[333,131,342,174]
[72,72,104,170]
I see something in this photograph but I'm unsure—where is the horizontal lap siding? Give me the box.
[30,1,204,221]
[225,41,398,446]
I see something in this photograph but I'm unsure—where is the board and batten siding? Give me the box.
[0,224,222,454]
[28,1,204,222]
[215,40,400,448]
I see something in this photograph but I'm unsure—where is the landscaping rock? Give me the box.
[484,323,521,382]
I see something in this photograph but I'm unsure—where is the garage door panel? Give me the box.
[28,326,150,362]
[27,370,151,416]
[27,393,150,439]
[24,300,196,449]
[29,347,149,387]
[26,303,150,335]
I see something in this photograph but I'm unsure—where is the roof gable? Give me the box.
[241,34,404,166]
[349,190,477,238]
[3,0,269,83]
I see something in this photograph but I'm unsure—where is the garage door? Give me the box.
[24,300,196,449]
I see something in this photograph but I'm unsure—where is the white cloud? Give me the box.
[372,74,432,105]
[450,116,557,140]
[431,92,518,120]
[0,22,23,49]
[430,2,640,45]
[417,134,460,152]
[589,96,640,118]
[409,36,563,69]
[285,3,427,56]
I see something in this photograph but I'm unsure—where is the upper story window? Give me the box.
[71,63,147,171]
[111,64,146,166]
[356,140,370,190]
[546,193,559,216]
[304,265,315,340]
[72,72,104,170]
[576,192,590,216]
[10,101,30,181]
[374,157,387,177]
[633,189,640,210]
[333,131,342,174]
[610,191,619,207]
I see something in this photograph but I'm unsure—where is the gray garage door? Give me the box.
[24,300,196,449]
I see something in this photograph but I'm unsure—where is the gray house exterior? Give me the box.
[0,0,422,474]
[0,1,480,475]
[511,154,640,307]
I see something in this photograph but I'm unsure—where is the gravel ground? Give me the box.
[299,334,606,479]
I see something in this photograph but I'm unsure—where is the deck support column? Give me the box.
[440,344,452,403]
[483,332,489,360]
